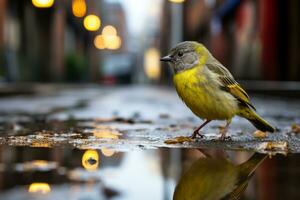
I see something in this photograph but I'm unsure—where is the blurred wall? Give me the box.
[183,0,300,81]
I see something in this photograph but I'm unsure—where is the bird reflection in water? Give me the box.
[173,152,267,200]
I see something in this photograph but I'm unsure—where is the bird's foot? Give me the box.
[220,135,232,141]
[219,126,230,141]
[191,130,204,139]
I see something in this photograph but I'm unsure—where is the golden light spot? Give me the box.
[144,48,161,80]
[72,0,86,18]
[93,127,120,139]
[169,0,185,3]
[105,35,121,50]
[28,183,51,194]
[82,150,99,171]
[101,148,115,157]
[83,15,101,31]
[253,130,267,138]
[102,25,117,36]
[32,0,54,8]
[94,35,106,49]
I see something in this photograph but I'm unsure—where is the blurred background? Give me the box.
[0,0,299,84]
[0,0,300,200]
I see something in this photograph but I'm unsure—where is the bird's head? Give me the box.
[160,41,211,73]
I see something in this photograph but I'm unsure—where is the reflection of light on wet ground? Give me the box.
[101,147,115,157]
[92,125,121,139]
[82,150,99,171]
[15,160,57,172]
[28,183,51,194]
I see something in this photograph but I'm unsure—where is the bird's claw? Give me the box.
[191,130,204,139]
[220,135,231,141]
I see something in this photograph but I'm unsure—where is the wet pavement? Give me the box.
[0,85,300,200]
[0,85,299,154]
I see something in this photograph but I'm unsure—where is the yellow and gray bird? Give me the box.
[160,41,274,139]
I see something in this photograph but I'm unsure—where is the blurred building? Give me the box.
[0,0,299,83]
[99,1,132,84]
[182,0,300,81]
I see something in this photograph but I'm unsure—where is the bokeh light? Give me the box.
[94,35,122,50]
[144,48,161,80]
[93,128,120,139]
[28,183,51,194]
[83,15,101,31]
[32,0,55,8]
[169,0,185,3]
[72,0,86,18]
[101,148,115,157]
[102,25,117,36]
[94,35,106,49]
[82,150,99,171]
[105,35,122,50]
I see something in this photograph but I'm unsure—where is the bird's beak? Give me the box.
[160,55,172,62]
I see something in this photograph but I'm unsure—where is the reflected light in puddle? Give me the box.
[93,127,120,139]
[28,183,51,194]
[82,150,99,171]
[72,0,87,17]
[15,160,57,172]
[101,148,115,157]
[32,0,54,8]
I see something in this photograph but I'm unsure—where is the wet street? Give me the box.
[0,85,300,200]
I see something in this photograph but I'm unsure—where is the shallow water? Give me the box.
[0,147,178,200]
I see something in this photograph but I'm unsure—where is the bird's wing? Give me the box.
[221,180,249,200]
[206,62,256,110]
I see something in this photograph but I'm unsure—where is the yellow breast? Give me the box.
[173,66,238,120]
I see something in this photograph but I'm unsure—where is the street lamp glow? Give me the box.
[105,35,121,50]
[32,0,55,8]
[144,48,161,80]
[102,25,117,36]
[83,15,101,31]
[72,0,86,18]
[94,35,106,49]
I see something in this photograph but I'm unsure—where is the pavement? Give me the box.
[0,84,299,154]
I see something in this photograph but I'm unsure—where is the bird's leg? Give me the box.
[191,120,211,139]
[219,119,232,140]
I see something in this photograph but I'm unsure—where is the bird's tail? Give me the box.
[238,108,275,133]
[239,153,267,176]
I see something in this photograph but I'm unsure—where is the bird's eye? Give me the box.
[178,51,183,57]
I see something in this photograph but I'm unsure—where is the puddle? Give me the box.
[0,147,172,200]
[1,146,300,200]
